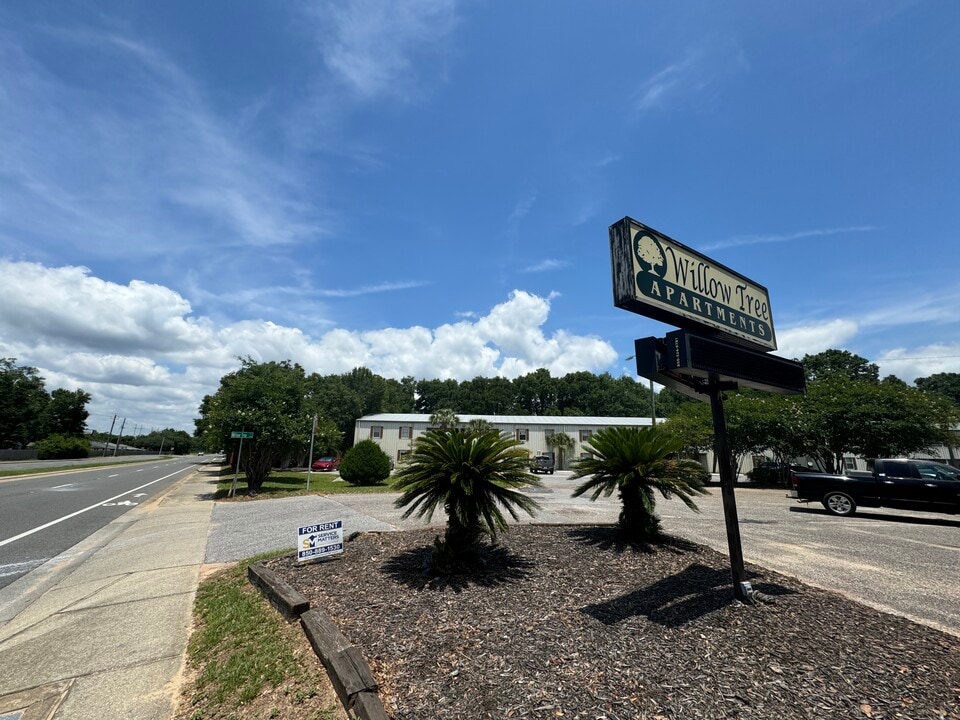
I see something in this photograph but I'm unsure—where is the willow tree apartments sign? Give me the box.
[610,217,777,352]
[610,215,803,604]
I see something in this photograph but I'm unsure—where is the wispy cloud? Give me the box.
[508,195,537,224]
[0,27,324,263]
[635,56,698,112]
[859,288,960,328]
[702,225,876,252]
[634,42,749,114]
[521,259,571,273]
[317,281,429,298]
[308,0,459,102]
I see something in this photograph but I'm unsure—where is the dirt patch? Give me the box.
[266,525,960,720]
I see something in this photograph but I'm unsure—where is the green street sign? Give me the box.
[230,431,254,439]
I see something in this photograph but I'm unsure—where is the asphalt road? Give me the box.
[0,456,200,589]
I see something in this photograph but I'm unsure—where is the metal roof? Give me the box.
[357,413,652,426]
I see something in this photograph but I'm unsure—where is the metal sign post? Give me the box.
[306,415,317,492]
[707,380,752,601]
[229,431,254,497]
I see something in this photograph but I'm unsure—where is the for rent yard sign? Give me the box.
[297,520,344,562]
[610,217,777,351]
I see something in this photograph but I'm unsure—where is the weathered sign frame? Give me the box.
[610,217,777,352]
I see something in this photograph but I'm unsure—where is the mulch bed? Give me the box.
[266,525,960,720]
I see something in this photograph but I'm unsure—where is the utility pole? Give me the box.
[158,436,166,455]
[102,415,117,456]
[112,418,126,457]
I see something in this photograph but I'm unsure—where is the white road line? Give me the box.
[51,483,74,489]
[108,473,119,478]
[0,466,193,548]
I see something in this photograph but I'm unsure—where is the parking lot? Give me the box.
[652,480,960,636]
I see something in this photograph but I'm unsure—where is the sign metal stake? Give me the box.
[707,378,753,602]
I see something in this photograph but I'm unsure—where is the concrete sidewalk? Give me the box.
[0,469,216,720]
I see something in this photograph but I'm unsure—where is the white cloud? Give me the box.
[773,319,859,360]
[0,260,209,354]
[771,316,960,384]
[0,261,617,433]
[873,344,960,384]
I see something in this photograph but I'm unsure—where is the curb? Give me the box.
[247,559,389,720]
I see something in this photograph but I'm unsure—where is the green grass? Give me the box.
[214,471,394,500]
[184,552,340,719]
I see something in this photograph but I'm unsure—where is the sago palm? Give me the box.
[572,425,709,541]
[393,428,541,570]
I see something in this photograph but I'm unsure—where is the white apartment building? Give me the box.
[355,413,960,474]
[355,413,655,470]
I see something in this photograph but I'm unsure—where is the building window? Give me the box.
[399,426,413,439]
[516,428,529,442]
[579,429,593,442]
[370,426,383,439]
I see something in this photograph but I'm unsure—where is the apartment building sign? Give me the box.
[610,217,777,351]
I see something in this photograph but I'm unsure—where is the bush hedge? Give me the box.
[339,439,392,486]
[36,434,91,460]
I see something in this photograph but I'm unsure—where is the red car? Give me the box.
[311,456,340,472]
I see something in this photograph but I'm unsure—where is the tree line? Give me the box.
[0,358,91,452]
[194,350,960,489]
[665,350,960,473]
[87,427,196,455]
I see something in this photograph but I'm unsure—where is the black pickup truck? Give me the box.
[530,455,555,474]
[789,459,960,516]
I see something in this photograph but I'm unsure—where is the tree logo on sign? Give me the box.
[634,234,666,278]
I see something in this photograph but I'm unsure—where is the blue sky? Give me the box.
[1,1,958,433]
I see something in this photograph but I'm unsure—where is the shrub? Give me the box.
[36,434,91,460]
[339,440,392,486]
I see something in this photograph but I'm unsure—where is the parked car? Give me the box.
[530,455,555,474]
[790,458,960,516]
[311,456,341,472]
